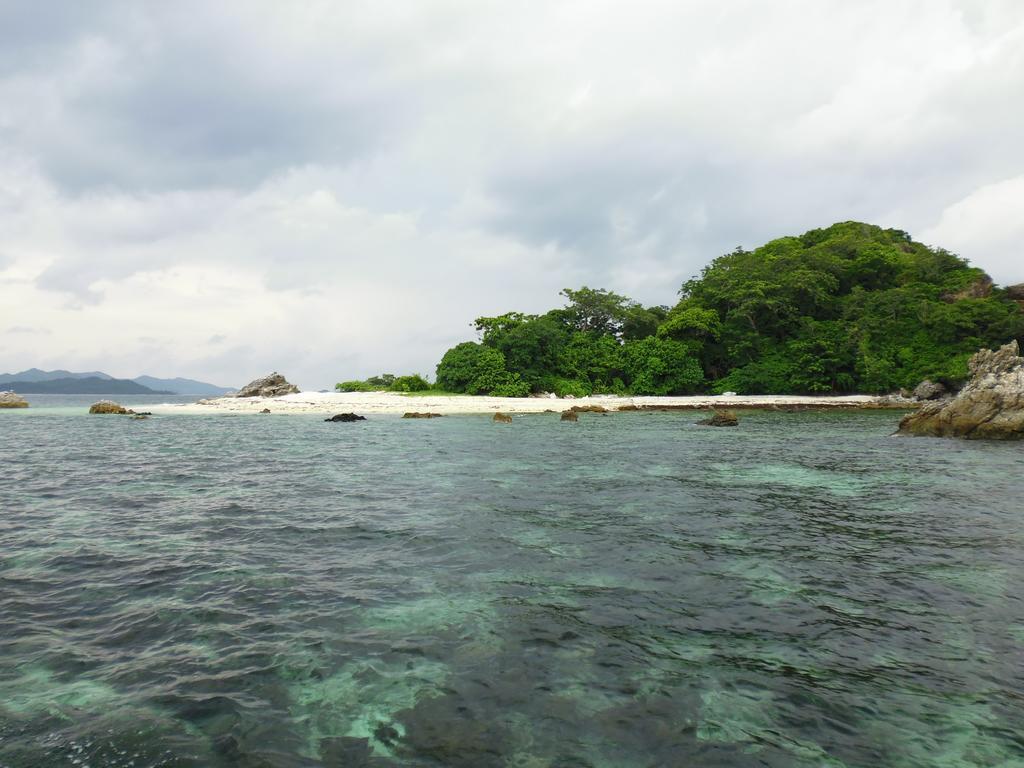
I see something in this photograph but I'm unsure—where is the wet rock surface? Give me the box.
[698,409,740,427]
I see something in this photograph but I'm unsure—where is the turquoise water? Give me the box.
[1,405,1023,767]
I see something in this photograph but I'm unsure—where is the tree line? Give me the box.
[341,222,1024,396]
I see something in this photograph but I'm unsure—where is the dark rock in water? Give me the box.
[699,409,739,427]
[89,400,130,414]
[912,379,948,401]
[493,412,513,423]
[898,341,1024,439]
[233,372,299,398]
[402,412,443,418]
[0,391,29,408]
[560,409,578,422]
[260,408,271,414]
[325,413,366,422]
[617,404,640,411]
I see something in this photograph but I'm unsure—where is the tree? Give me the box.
[559,286,635,336]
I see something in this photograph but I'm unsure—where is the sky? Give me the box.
[1,1,1022,389]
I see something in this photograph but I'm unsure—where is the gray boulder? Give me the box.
[898,341,1024,439]
[233,373,299,398]
[0,391,29,408]
[912,379,948,401]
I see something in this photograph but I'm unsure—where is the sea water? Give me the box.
[1,405,1023,766]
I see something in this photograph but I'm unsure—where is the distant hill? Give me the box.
[0,369,234,395]
[132,376,234,396]
[4,377,172,395]
[0,368,113,383]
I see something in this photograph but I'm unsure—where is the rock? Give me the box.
[569,404,609,414]
[325,413,366,422]
[698,409,739,427]
[260,408,271,414]
[493,412,513,423]
[560,410,578,422]
[0,391,29,408]
[89,400,130,414]
[942,274,993,302]
[912,379,948,401]
[402,412,443,418]
[617,404,640,411]
[233,372,299,398]
[1006,283,1024,309]
[897,341,1024,439]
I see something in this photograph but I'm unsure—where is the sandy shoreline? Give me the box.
[146,391,911,416]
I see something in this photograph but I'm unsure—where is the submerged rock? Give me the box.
[560,409,578,422]
[493,412,513,423]
[325,413,366,422]
[402,412,443,418]
[89,400,130,414]
[699,409,739,427]
[898,341,1024,439]
[0,391,29,408]
[912,379,948,401]
[233,372,299,398]
[260,408,271,414]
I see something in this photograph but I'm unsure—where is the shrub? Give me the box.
[388,374,431,392]
[335,380,379,392]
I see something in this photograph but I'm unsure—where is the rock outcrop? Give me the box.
[89,400,130,414]
[942,274,993,302]
[325,413,366,422]
[402,412,443,418]
[898,341,1024,439]
[560,410,578,422]
[233,373,299,398]
[1006,283,1024,309]
[912,379,948,401]
[698,409,739,427]
[493,412,513,423]
[0,391,29,408]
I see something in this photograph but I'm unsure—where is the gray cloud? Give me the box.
[1,1,1022,386]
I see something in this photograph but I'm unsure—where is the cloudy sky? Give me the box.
[1,1,1022,388]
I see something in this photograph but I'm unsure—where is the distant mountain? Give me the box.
[4,377,172,395]
[133,376,234,396]
[0,369,234,395]
[0,368,114,383]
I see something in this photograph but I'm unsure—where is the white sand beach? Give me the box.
[146,391,903,416]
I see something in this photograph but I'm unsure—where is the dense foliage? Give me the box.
[433,222,1024,396]
[336,373,431,393]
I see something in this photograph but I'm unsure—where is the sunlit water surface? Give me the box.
[2,404,1023,767]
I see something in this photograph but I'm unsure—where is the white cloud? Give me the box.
[920,175,1024,286]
